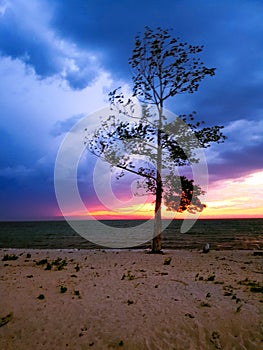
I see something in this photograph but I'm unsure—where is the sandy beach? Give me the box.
[0,248,262,349]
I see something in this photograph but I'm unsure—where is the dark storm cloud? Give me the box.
[0,173,58,220]
[0,0,262,220]
[1,0,262,114]
[9,0,263,160]
[208,142,263,182]
[47,0,263,123]
[0,4,61,76]
[206,117,263,181]
[0,1,100,89]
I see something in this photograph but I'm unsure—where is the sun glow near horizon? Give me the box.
[56,170,263,220]
[198,170,263,219]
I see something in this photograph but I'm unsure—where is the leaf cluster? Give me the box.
[129,27,215,104]
[87,106,225,213]
[163,174,206,213]
[86,27,226,215]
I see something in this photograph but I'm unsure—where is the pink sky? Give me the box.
[57,170,263,220]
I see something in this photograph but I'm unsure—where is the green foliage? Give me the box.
[36,258,48,265]
[236,305,242,313]
[59,286,67,293]
[121,271,135,280]
[37,294,45,300]
[74,263,80,272]
[207,275,216,282]
[163,257,172,265]
[250,286,263,293]
[2,254,18,261]
[52,258,67,270]
[44,262,52,270]
[36,257,67,270]
[238,278,263,293]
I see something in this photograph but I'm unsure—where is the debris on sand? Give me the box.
[202,243,210,253]
[163,257,172,265]
[0,312,13,327]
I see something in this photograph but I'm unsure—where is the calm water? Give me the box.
[0,219,262,250]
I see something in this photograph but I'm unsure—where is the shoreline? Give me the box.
[1,246,263,252]
[1,249,262,349]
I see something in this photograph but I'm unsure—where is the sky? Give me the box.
[0,0,262,221]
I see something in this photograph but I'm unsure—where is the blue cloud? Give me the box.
[46,0,263,125]
[208,141,263,182]
[206,118,263,180]
[0,128,40,168]
[0,0,262,220]
[0,0,101,89]
[0,4,61,76]
[1,0,262,109]
[51,114,86,137]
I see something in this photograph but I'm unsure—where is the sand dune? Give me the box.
[0,249,262,349]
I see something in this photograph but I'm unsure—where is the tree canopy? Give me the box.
[87,27,226,252]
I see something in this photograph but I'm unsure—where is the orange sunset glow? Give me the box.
[59,170,263,220]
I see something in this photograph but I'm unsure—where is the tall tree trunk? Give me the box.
[152,178,162,252]
[152,105,163,253]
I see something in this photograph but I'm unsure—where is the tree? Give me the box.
[87,27,226,252]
